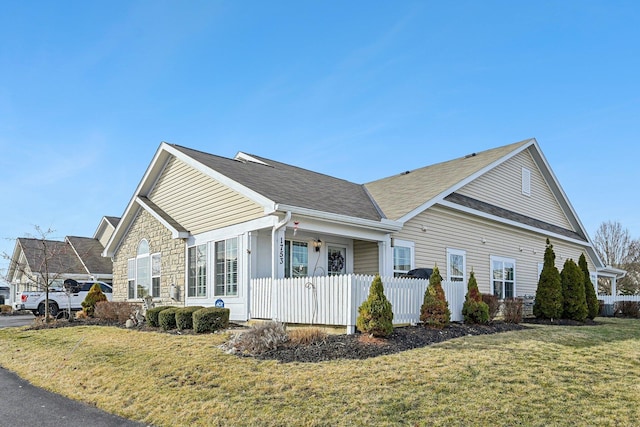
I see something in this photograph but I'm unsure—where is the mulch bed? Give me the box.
[256,322,527,363]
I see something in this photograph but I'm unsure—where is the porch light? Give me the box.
[312,239,322,252]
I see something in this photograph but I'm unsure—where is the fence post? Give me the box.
[346,275,356,335]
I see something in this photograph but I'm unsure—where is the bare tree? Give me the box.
[593,221,640,295]
[2,226,69,322]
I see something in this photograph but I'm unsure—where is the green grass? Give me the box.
[1,318,639,426]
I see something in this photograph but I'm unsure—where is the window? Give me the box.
[188,244,207,297]
[522,167,531,196]
[447,248,466,282]
[327,246,346,276]
[284,241,308,278]
[136,240,151,298]
[152,253,161,297]
[492,256,515,299]
[215,238,238,296]
[393,239,414,277]
[127,258,135,299]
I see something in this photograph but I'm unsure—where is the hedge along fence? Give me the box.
[159,307,180,331]
[193,307,230,333]
[176,306,204,330]
[146,306,172,327]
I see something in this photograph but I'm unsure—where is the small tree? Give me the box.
[579,254,599,320]
[462,271,489,324]
[356,274,393,337]
[533,239,563,320]
[81,283,107,317]
[420,266,451,329]
[561,259,588,321]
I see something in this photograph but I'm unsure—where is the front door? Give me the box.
[327,246,346,276]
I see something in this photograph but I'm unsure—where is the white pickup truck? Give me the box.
[14,281,113,316]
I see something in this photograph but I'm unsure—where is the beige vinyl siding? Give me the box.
[457,148,573,230]
[393,205,594,297]
[96,224,115,248]
[353,240,379,275]
[149,157,265,235]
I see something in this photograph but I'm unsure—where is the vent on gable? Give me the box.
[522,167,531,196]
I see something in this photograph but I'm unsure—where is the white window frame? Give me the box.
[491,256,516,299]
[127,258,136,299]
[447,248,466,282]
[187,244,208,298]
[151,252,161,298]
[522,167,531,196]
[128,239,153,300]
[284,240,309,278]
[214,237,238,297]
[392,239,415,277]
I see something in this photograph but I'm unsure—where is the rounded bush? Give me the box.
[175,306,204,330]
[193,307,230,333]
[159,307,179,331]
[146,306,172,327]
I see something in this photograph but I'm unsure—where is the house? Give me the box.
[5,216,118,304]
[103,138,624,327]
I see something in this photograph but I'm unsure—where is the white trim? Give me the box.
[397,139,536,223]
[135,196,190,239]
[188,216,278,246]
[392,238,415,276]
[274,204,402,233]
[446,248,466,282]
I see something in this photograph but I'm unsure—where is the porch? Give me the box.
[250,274,466,334]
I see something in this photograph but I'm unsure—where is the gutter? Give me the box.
[271,211,291,321]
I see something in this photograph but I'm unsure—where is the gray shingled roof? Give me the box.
[104,216,120,228]
[17,238,87,275]
[170,145,384,221]
[67,236,113,275]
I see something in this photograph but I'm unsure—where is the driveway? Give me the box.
[0,314,36,328]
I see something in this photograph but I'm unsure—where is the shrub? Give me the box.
[159,307,179,331]
[356,274,394,337]
[287,327,327,346]
[146,306,172,327]
[579,254,599,320]
[503,298,523,323]
[0,304,11,314]
[420,266,451,329]
[482,294,500,321]
[94,301,137,323]
[193,307,230,333]
[81,283,108,317]
[462,271,489,324]
[561,259,587,322]
[616,301,640,318]
[175,306,204,330]
[224,321,287,356]
[533,238,563,320]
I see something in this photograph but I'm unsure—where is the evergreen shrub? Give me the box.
[81,283,108,317]
[356,274,394,337]
[462,271,489,324]
[420,266,451,329]
[159,307,179,330]
[146,306,171,327]
[193,307,230,333]
[533,239,563,319]
[175,306,204,330]
[579,254,599,320]
[561,259,588,322]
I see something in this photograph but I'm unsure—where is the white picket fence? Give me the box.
[250,275,466,334]
[598,295,640,305]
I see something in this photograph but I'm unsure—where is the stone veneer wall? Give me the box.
[112,209,186,306]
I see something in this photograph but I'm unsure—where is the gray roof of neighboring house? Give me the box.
[364,139,532,221]
[66,236,113,275]
[170,144,384,221]
[104,216,121,228]
[17,238,87,276]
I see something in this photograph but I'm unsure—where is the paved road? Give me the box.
[0,315,151,426]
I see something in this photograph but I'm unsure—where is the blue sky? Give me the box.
[1,0,639,277]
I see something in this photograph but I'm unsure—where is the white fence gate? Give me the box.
[250,275,466,334]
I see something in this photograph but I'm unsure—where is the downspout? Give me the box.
[271,211,291,320]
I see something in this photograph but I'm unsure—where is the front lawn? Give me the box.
[0,318,639,426]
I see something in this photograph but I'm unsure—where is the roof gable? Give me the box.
[66,236,112,275]
[14,238,87,276]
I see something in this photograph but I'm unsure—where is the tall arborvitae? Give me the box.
[579,253,599,320]
[462,271,489,324]
[561,259,588,321]
[420,265,451,328]
[533,238,563,320]
[356,274,394,337]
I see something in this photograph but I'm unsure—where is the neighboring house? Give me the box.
[103,138,624,324]
[5,216,118,304]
